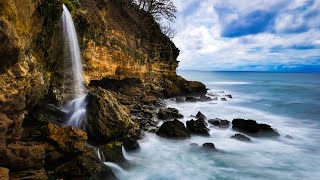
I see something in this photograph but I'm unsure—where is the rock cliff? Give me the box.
[0,0,206,178]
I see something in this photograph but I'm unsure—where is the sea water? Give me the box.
[116,71,320,180]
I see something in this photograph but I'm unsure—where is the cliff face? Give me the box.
[73,0,179,84]
[0,0,206,178]
[0,0,62,146]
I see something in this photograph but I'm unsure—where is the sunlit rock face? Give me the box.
[71,1,180,87]
[0,0,63,147]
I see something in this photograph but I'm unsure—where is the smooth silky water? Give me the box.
[61,4,87,129]
[117,71,320,180]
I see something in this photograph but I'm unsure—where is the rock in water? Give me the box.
[224,95,232,98]
[156,119,190,139]
[202,143,216,151]
[158,107,184,120]
[208,118,230,128]
[232,119,280,137]
[199,95,212,102]
[186,119,210,136]
[176,97,185,103]
[185,97,197,102]
[196,111,206,120]
[47,123,87,153]
[99,141,126,164]
[231,134,251,142]
[86,87,133,141]
[123,136,140,152]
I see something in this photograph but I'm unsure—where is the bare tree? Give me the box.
[160,24,177,39]
[133,0,177,22]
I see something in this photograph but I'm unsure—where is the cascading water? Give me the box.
[61,4,87,129]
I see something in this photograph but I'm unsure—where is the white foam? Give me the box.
[117,99,320,180]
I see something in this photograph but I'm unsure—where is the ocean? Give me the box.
[113,71,320,180]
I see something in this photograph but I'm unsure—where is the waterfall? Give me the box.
[62,4,87,129]
[104,162,128,176]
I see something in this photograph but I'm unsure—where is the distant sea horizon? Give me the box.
[178,69,320,73]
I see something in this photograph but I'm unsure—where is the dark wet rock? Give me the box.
[100,141,126,164]
[207,92,219,97]
[176,97,185,103]
[0,142,45,170]
[221,98,227,101]
[196,111,206,120]
[232,119,280,137]
[10,168,47,180]
[202,143,216,150]
[199,95,212,102]
[212,97,218,101]
[86,87,133,141]
[123,137,140,152]
[285,135,294,139]
[185,96,197,102]
[54,150,116,180]
[158,107,183,120]
[224,95,233,98]
[186,119,210,136]
[156,119,190,139]
[208,118,230,128]
[174,76,207,96]
[231,134,251,142]
[47,123,87,153]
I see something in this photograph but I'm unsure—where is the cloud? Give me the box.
[172,0,320,71]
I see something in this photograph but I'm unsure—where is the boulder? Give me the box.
[54,150,116,180]
[202,143,216,151]
[175,76,207,96]
[212,97,218,101]
[86,87,133,141]
[0,167,9,180]
[199,95,212,102]
[224,95,232,98]
[231,134,251,142]
[156,119,190,139]
[208,118,230,128]
[176,97,185,103]
[99,141,126,164]
[158,107,183,120]
[195,111,206,120]
[186,119,210,136]
[185,97,197,102]
[10,168,47,180]
[123,136,140,152]
[232,119,280,137]
[0,142,45,170]
[47,123,87,153]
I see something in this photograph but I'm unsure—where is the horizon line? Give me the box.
[177,69,320,73]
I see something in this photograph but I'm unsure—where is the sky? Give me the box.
[171,0,320,72]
